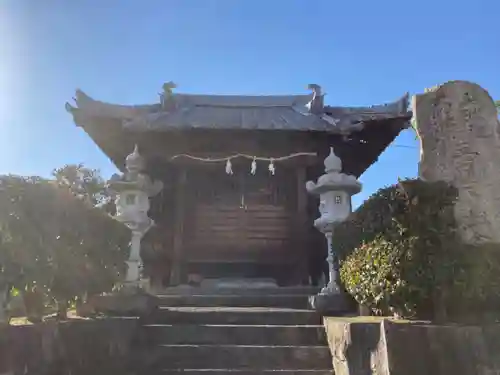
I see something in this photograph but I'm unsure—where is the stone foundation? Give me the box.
[0,319,140,375]
[324,317,500,375]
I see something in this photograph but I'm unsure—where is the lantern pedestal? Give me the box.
[309,290,350,315]
[85,290,159,317]
[308,230,351,314]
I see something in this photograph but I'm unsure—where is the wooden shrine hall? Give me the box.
[66,83,412,287]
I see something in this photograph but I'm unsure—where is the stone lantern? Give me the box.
[107,145,163,291]
[306,147,361,313]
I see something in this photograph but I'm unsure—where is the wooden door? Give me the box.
[185,166,296,266]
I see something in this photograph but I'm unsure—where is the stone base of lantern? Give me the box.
[120,278,153,294]
[85,288,159,317]
[309,283,352,315]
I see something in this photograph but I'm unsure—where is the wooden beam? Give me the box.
[294,166,310,285]
[297,167,308,217]
[169,169,187,286]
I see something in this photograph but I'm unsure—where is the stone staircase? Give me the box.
[137,286,334,374]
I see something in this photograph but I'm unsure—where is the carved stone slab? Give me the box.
[413,81,500,244]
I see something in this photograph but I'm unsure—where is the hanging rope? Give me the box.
[167,144,416,176]
[169,152,317,163]
[169,152,317,175]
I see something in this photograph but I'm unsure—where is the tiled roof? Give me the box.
[66,87,411,135]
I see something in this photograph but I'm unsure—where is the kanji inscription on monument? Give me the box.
[413,81,500,244]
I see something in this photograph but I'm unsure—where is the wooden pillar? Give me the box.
[170,168,187,285]
[295,166,309,285]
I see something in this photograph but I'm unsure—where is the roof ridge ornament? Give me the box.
[308,84,323,96]
[307,84,325,115]
[160,81,177,110]
[163,81,177,96]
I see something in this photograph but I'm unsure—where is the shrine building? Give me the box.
[65,83,412,288]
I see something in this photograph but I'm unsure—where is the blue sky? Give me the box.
[0,0,498,207]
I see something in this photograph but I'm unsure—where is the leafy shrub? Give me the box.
[337,179,461,319]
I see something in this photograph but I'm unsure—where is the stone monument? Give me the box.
[306,147,362,314]
[413,81,500,244]
[107,145,163,291]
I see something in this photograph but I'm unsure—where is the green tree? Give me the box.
[0,175,129,321]
[0,176,53,321]
[52,164,115,214]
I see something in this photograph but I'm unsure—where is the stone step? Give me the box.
[142,324,328,346]
[157,295,310,309]
[148,307,322,325]
[143,344,332,370]
[157,370,333,375]
[157,286,320,296]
